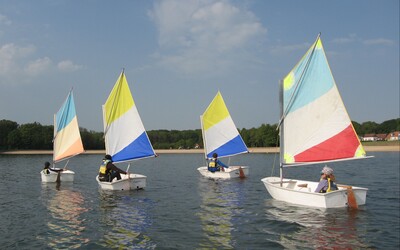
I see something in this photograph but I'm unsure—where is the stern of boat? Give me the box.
[261,177,368,208]
[96,173,146,191]
[197,166,249,179]
[40,169,75,182]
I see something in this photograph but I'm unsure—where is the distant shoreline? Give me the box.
[0,146,398,155]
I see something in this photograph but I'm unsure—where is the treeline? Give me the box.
[0,118,399,151]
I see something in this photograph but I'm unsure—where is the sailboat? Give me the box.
[261,34,371,208]
[40,89,85,182]
[96,70,156,191]
[197,91,249,179]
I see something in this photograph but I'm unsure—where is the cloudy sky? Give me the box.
[0,0,398,132]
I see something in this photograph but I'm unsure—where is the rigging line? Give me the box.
[103,69,125,138]
[270,133,280,176]
[277,33,321,129]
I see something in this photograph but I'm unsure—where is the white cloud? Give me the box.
[0,43,82,84]
[24,57,52,75]
[0,43,35,75]
[332,34,357,44]
[148,0,267,74]
[57,60,83,72]
[331,34,394,47]
[363,38,394,46]
[269,43,310,54]
[0,14,12,25]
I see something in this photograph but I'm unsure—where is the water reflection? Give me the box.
[98,191,155,249]
[39,183,89,249]
[197,178,245,249]
[265,199,371,249]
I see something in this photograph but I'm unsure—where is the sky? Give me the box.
[0,0,399,132]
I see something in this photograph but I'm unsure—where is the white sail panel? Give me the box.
[201,91,248,159]
[104,105,145,156]
[283,87,351,161]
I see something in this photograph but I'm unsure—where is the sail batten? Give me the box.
[281,36,366,165]
[201,91,248,159]
[103,71,155,163]
[53,90,84,163]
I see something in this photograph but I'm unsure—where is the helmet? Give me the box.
[44,161,51,167]
[212,153,218,158]
[104,154,112,160]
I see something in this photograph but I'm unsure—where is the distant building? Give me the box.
[376,134,387,141]
[386,131,400,141]
[362,134,378,141]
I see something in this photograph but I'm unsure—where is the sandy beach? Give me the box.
[1,146,398,155]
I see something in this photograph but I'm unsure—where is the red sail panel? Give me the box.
[294,125,360,162]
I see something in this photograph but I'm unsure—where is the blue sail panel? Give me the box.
[56,93,76,132]
[112,132,155,162]
[207,135,248,158]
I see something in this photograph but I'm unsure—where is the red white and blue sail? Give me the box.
[281,36,366,165]
[53,90,84,162]
[201,91,248,159]
[103,71,155,163]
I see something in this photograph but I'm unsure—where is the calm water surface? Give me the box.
[0,152,399,249]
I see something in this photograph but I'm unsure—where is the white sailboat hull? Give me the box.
[40,169,75,182]
[261,177,368,208]
[96,173,146,191]
[197,166,249,179]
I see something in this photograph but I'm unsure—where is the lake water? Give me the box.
[0,152,399,249]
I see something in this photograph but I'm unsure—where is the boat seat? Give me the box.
[270,180,296,184]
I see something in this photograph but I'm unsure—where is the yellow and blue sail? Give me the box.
[103,71,155,163]
[53,90,84,162]
[201,91,248,158]
[281,36,366,165]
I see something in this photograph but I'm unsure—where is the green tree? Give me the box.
[18,122,52,149]
[359,121,379,135]
[0,120,18,150]
[378,119,400,133]
[80,128,104,149]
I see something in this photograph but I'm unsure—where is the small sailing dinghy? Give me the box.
[41,89,85,182]
[261,34,372,208]
[197,91,249,179]
[96,70,156,191]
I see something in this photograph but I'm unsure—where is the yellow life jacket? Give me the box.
[209,159,216,167]
[99,159,111,175]
[327,177,332,192]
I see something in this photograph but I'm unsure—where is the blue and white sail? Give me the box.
[103,71,156,163]
[201,91,248,159]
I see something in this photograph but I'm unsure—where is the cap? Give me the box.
[321,166,334,175]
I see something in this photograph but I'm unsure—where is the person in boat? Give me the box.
[207,153,229,172]
[315,166,338,193]
[98,154,128,182]
[43,161,63,174]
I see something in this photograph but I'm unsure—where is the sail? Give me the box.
[103,71,155,163]
[53,90,84,162]
[281,36,366,165]
[201,91,248,158]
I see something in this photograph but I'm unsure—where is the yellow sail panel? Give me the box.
[202,91,230,131]
[104,72,135,126]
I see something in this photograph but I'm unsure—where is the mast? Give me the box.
[200,115,208,159]
[53,113,57,166]
[279,79,284,186]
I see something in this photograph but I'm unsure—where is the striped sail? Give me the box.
[53,90,84,162]
[103,71,155,163]
[281,36,366,165]
[201,91,248,158]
